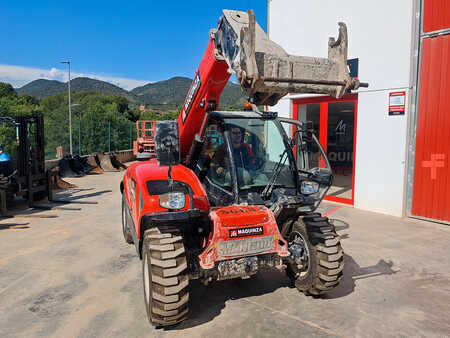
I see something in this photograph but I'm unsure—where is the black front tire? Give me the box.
[286,213,344,295]
[142,227,189,327]
[121,195,134,244]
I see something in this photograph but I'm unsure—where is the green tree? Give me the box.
[0,82,17,98]
[0,84,42,159]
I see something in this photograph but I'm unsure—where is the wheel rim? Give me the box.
[143,253,150,305]
[288,231,310,278]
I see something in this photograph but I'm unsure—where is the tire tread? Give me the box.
[142,226,189,327]
[288,213,344,296]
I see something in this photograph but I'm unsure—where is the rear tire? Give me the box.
[121,195,134,244]
[286,213,344,296]
[142,227,189,327]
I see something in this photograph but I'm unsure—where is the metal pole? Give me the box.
[61,60,72,156]
[129,122,132,149]
[68,62,72,155]
[108,121,111,152]
[78,120,81,155]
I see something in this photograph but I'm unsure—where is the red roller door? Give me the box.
[412,34,450,222]
[423,0,450,33]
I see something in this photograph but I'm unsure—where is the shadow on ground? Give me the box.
[0,187,110,218]
[52,189,112,202]
[0,222,30,230]
[161,217,399,330]
[325,218,399,299]
[167,269,291,330]
[324,255,398,299]
[165,254,398,330]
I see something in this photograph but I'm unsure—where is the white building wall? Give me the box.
[268,0,413,216]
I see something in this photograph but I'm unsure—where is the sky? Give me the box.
[0,1,267,90]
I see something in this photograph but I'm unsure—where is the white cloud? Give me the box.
[49,67,64,80]
[0,64,151,91]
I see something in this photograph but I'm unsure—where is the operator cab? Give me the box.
[194,111,333,212]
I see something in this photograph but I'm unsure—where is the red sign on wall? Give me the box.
[389,91,406,116]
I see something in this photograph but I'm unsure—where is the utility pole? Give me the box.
[60,61,72,155]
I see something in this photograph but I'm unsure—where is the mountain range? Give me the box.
[17,76,247,111]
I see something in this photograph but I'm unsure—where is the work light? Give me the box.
[300,181,320,195]
[159,192,186,210]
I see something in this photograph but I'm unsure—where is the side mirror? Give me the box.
[310,167,333,186]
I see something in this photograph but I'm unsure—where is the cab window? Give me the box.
[197,123,232,191]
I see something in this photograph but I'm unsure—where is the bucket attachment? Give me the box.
[110,154,127,170]
[87,155,99,168]
[214,10,367,105]
[87,155,103,173]
[97,153,119,172]
[58,157,84,178]
[52,173,78,190]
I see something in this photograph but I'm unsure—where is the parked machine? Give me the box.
[0,115,52,216]
[120,10,367,326]
[133,120,157,156]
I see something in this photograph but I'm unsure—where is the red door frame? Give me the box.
[293,94,358,205]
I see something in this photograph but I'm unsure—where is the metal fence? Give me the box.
[45,120,137,160]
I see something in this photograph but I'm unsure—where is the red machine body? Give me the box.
[122,159,288,265]
[122,159,209,237]
[177,37,230,159]
[199,205,289,270]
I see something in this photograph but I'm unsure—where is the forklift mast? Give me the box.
[16,115,46,178]
[0,114,52,216]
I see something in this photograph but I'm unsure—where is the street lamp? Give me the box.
[60,60,72,156]
[71,103,82,155]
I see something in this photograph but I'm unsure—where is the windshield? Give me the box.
[218,118,296,191]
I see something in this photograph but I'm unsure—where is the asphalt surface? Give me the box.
[0,170,449,337]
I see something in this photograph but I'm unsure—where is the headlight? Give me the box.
[301,181,319,195]
[159,192,186,209]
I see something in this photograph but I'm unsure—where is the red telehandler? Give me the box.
[120,9,367,326]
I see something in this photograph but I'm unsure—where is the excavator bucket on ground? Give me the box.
[87,155,103,173]
[96,153,118,172]
[110,154,127,171]
[214,10,367,105]
[96,153,127,172]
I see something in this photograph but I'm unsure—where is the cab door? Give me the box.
[195,122,235,206]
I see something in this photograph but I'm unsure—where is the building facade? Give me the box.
[268,0,450,223]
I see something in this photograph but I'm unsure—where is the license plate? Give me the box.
[217,235,273,257]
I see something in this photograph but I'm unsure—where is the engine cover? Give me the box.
[198,205,289,269]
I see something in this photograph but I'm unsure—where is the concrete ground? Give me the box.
[327,174,352,199]
[0,171,449,338]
